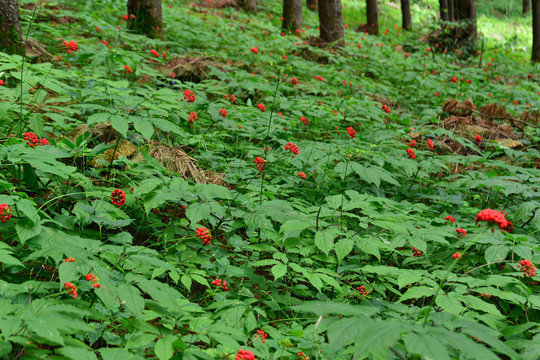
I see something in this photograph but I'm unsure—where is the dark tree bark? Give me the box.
[458,0,477,44]
[307,0,317,12]
[0,0,23,55]
[401,0,412,30]
[440,0,449,21]
[533,0,540,62]
[318,0,344,45]
[244,0,258,12]
[127,0,163,39]
[524,0,530,14]
[448,0,455,21]
[283,0,303,31]
[366,0,379,35]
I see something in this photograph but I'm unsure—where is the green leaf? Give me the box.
[16,217,42,244]
[125,333,156,349]
[0,250,23,267]
[133,118,154,139]
[399,286,435,302]
[59,262,80,285]
[354,321,407,357]
[185,203,211,225]
[26,317,64,346]
[271,263,287,281]
[118,284,145,317]
[435,293,464,315]
[155,335,176,360]
[404,332,451,360]
[110,115,128,137]
[56,346,98,360]
[335,238,354,261]
[485,245,509,263]
[181,274,192,290]
[99,348,140,360]
[315,227,338,255]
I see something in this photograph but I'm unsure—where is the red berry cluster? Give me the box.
[257,104,266,112]
[236,349,256,360]
[475,135,482,144]
[479,292,492,298]
[452,252,462,260]
[407,140,416,147]
[62,257,76,263]
[284,142,299,156]
[445,215,455,224]
[0,204,12,223]
[254,157,266,171]
[347,127,356,139]
[315,76,324,81]
[456,228,467,239]
[518,260,536,277]
[382,104,391,113]
[427,139,434,151]
[356,285,369,299]
[125,64,133,74]
[150,49,159,58]
[64,282,78,299]
[211,278,228,291]
[188,111,197,123]
[292,77,298,85]
[24,132,49,147]
[62,40,79,54]
[85,272,102,288]
[297,352,309,360]
[250,47,258,54]
[406,148,416,159]
[196,227,212,245]
[412,247,423,257]
[219,108,228,117]
[300,116,309,125]
[183,90,195,102]
[475,209,513,232]
[254,330,268,343]
[110,189,126,206]
[298,171,306,179]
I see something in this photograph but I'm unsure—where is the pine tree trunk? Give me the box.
[448,0,454,21]
[458,0,477,44]
[127,0,163,39]
[533,0,540,62]
[401,0,412,30]
[366,0,379,35]
[307,0,317,12]
[283,0,303,31]
[318,0,344,45]
[440,0,449,21]
[524,0,530,14]
[0,0,23,55]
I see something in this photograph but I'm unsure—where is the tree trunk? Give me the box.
[440,0,449,21]
[458,0,477,44]
[244,0,258,12]
[0,0,23,55]
[448,0,454,21]
[401,0,412,30]
[524,0,530,14]
[283,0,303,31]
[127,0,163,39]
[533,0,540,62]
[307,0,317,12]
[318,0,344,45]
[366,0,379,35]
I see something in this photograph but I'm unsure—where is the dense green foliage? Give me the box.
[0,0,539,359]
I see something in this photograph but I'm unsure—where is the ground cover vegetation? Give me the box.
[0,0,539,359]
